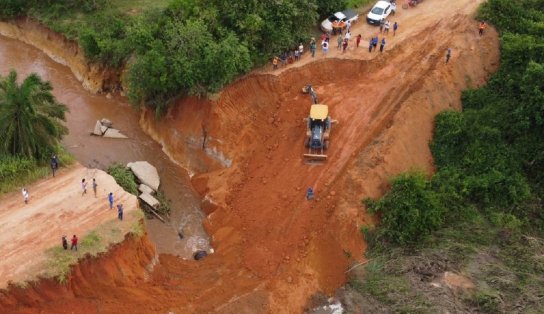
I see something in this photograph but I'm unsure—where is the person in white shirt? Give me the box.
[322,40,329,54]
[22,188,29,204]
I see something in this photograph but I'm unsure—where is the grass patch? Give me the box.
[154,190,171,216]
[0,147,74,196]
[45,231,106,284]
[107,163,139,195]
[44,210,143,284]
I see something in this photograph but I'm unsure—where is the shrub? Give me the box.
[107,163,138,195]
[364,172,446,245]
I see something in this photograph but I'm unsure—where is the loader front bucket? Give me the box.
[303,153,328,161]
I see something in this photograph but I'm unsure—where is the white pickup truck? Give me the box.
[366,0,396,25]
[320,9,359,33]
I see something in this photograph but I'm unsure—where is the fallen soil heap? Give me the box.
[0,0,500,313]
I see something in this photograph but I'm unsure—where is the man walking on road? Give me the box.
[92,178,98,197]
[71,234,78,251]
[108,192,114,210]
[393,21,398,36]
[22,188,29,204]
[50,155,58,177]
[446,48,452,63]
[81,178,87,196]
[380,38,386,52]
[117,204,124,221]
[337,34,343,50]
[310,38,317,57]
[356,34,362,48]
[479,21,487,36]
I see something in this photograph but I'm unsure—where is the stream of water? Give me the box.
[0,35,209,259]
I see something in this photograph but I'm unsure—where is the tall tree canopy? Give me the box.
[0,70,68,161]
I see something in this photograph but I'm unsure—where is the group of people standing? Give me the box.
[272,42,307,69]
[272,18,401,69]
[81,178,123,220]
[62,234,78,251]
[18,153,126,253]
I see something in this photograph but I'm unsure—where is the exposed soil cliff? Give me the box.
[0,18,118,93]
[0,0,500,312]
[0,233,157,313]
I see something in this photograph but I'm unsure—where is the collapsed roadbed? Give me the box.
[0,0,500,312]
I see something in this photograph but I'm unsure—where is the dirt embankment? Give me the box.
[0,18,118,93]
[137,6,499,314]
[0,233,157,312]
[0,0,500,312]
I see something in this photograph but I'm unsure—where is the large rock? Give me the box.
[138,184,155,195]
[139,193,160,209]
[92,120,103,136]
[127,161,160,191]
[103,128,128,139]
[100,118,113,128]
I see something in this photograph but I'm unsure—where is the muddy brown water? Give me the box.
[0,35,209,259]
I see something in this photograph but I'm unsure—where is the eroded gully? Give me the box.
[0,35,209,259]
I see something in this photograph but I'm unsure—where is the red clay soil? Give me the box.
[0,0,500,313]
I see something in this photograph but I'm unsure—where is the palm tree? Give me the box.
[0,70,68,161]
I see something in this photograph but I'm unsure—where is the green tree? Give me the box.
[0,70,68,161]
[364,172,446,245]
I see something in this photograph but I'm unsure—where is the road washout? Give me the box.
[0,164,141,289]
[0,0,500,313]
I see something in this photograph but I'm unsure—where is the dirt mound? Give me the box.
[0,0,500,312]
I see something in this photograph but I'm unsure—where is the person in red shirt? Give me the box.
[356,34,362,48]
[71,234,78,251]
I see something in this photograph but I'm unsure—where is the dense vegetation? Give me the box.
[107,163,139,195]
[348,0,544,312]
[0,0,371,116]
[0,70,70,194]
[0,70,68,161]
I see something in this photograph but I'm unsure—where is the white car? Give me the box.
[320,9,359,33]
[366,1,396,25]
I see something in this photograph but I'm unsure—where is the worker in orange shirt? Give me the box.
[479,21,487,36]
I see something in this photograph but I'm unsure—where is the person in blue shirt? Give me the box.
[108,192,114,210]
[380,38,386,52]
[306,187,314,200]
[372,36,379,51]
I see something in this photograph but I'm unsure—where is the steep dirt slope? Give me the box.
[0,0,500,313]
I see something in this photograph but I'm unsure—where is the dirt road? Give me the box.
[0,0,500,313]
[0,164,139,288]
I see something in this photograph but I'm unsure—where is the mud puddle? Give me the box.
[0,35,208,259]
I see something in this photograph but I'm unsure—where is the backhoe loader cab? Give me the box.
[304,104,335,160]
